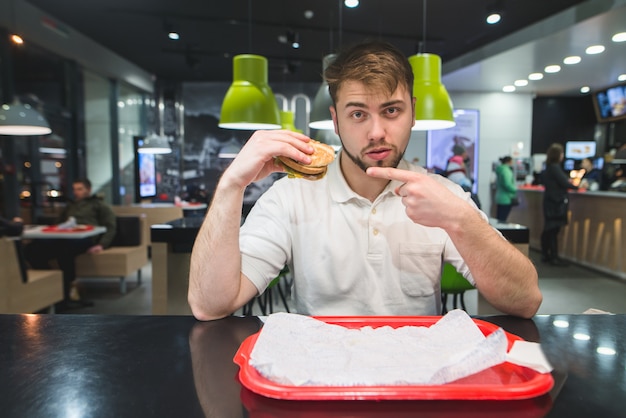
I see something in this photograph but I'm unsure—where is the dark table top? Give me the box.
[1,313,624,418]
[151,217,203,252]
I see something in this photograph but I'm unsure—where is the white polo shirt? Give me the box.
[240,157,484,316]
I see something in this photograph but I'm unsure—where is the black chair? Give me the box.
[243,268,291,316]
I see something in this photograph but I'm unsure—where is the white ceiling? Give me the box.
[442,1,626,96]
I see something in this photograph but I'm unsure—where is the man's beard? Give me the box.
[337,128,405,173]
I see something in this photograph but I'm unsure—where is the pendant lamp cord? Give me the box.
[329,6,334,52]
[248,0,252,51]
[338,0,343,48]
[420,0,427,54]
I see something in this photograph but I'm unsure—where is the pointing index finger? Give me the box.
[366,167,416,183]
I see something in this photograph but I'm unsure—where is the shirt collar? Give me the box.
[328,150,411,204]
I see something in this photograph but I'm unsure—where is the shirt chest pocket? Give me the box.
[398,243,443,297]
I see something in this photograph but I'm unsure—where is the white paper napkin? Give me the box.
[506,340,553,373]
[249,310,508,386]
[56,216,77,230]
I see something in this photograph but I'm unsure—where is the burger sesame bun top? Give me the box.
[276,140,336,179]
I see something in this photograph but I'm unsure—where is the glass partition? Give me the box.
[117,84,144,205]
[84,70,113,202]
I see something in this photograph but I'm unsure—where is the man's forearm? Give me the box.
[447,209,542,318]
[188,183,249,320]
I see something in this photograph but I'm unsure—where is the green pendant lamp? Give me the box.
[219,54,281,130]
[280,110,302,133]
[308,54,337,131]
[409,0,455,131]
[0,99,51,135]
[409,53,455,131]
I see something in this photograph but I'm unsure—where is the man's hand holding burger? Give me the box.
[275,139,335,180]
[219,130,315,191]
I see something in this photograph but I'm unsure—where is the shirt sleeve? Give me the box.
[240,182,292,293]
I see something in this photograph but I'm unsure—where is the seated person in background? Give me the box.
[445,145,473,192]
[579,157,602,191]
[0,215,24,237]
[188,40,542,321]
[445,144,482,209]
[609,164,626,192]
[24,178,116,308]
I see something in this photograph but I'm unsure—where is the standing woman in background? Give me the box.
[494,156,518,223]
[541,143,578,266]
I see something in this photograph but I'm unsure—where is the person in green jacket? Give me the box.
[25,178,117,308]
[495,156,518,223]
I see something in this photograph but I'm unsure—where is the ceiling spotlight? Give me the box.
[580,86,590,94]
[502,85,515,92]
[514,79,528,87]
[486,12,501,24]
[10,34,24,45]
[528,72,544,81]
[563,56,581,65]
[486,1,503,24]
[163,21,180,41]
[618,74,626,82]
[585,45,605,54]
[345,0,359,8]
[612,32,626,43]
[544,65,561,74]
[287,31,300,49]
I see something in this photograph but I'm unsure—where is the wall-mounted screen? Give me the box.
[592,83,626,123]
[565,141,596,159]
[134,136,157,201]
[138,153,157,198]
[563,159,575,171]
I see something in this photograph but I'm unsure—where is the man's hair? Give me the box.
[546,143,564,164]
[73,178,92,190]
[324,40,414,105]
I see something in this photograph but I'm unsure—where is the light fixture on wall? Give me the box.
[308,54,337,131]
[137,133,171,154]
[0,99,51,136]
[218,0,281,130]
[410,0,455,131]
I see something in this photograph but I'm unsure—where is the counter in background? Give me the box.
[509,188,626,279]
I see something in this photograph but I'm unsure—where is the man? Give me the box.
[25,178,117,307]
[189,41,541,320]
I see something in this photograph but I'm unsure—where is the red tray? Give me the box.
[233,316,554,401]
[42,225,94,233]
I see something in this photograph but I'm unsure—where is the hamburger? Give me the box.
[276,140,336,180]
